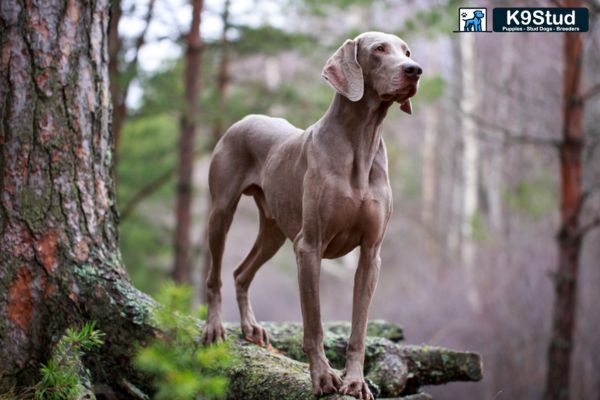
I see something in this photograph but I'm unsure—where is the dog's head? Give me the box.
[473,10,484,19]
[322,31,422,114]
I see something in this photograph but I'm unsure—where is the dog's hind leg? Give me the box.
[234,187,285,346]
[202,151,245,345]
[202,198,239,345]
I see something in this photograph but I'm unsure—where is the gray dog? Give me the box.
[202,31,421,399]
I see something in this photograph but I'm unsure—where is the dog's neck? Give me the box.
[317,89,393,187]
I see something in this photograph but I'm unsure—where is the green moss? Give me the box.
[324,320,404,342]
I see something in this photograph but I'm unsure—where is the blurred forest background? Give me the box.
[110,0,600,398]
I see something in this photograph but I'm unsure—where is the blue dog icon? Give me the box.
[463,10,485,31]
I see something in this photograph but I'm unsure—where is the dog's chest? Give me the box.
[321,182,391,258]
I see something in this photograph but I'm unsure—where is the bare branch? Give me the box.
[494,132,562,148]
[123,0,157,90]
[451,106,563,148]
[581,186,600,206]
[583,0,600,14]
[578,216,600,238]
[110,0,157,152]
[120,147,206,220]
[120,168,174,221]
[581,83,600,101]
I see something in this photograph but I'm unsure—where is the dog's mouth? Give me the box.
[381,83,418,103]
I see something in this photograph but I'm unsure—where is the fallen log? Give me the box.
[222,321,482,398]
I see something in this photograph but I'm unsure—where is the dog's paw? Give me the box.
[241,322,269,347]
[311,367,342,397]
[201,321,227,345]
[340,377,374,400]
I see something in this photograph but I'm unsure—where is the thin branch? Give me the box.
[123,0,157,92]
[496,132,562,148]
[584,0,600,14]
[120,147,206,221]
[120,168,174,221]
[581,83,600,101]
[452,106,563,148]
[578,216,600,238]
[576,185,600,216]
[111,0,157,152]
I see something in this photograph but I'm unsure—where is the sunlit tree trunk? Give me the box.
[482,36,515,235]
[544,21,584,400]
[421,109,438,225]
[0,0,153,390]
[421,41,439,228]
[173,0,204,283]
[459,33,480,311]
[447,38,462,255]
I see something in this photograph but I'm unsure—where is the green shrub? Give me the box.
[135,283,231,400]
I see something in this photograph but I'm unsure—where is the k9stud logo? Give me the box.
[454,7,589,33]
[455,7,492,32]
[493,7,589,32]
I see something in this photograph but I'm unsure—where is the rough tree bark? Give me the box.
[0,0,155,391]
[108,0,124,148]
[173,0,204,283]
[0,1,482,398]
[544,8,585,400]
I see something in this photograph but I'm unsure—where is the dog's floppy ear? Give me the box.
[400,99,412,115]
[322,39,364,102]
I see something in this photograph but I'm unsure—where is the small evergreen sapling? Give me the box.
[34,321,105,400]
[135,283,231,400]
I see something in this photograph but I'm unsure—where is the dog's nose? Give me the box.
[402,62,422,79]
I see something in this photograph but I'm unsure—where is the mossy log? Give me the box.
[222,321,482,399]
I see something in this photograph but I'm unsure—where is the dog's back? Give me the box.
[208,114,302,201]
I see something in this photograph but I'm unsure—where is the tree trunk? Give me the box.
[107,0,156,155]
[544,15,585,400]
[0,0,154,391]
[482,35,515,235]
[173,0,204,283]
[459,33,481,312]
[421,41,439,228]
[211,0,231,145]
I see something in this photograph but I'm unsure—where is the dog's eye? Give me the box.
[375,45,385,52]
[405,50,411,57]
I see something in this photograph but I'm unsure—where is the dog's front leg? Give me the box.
[294,235,342,396]
[340,245,381,400]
